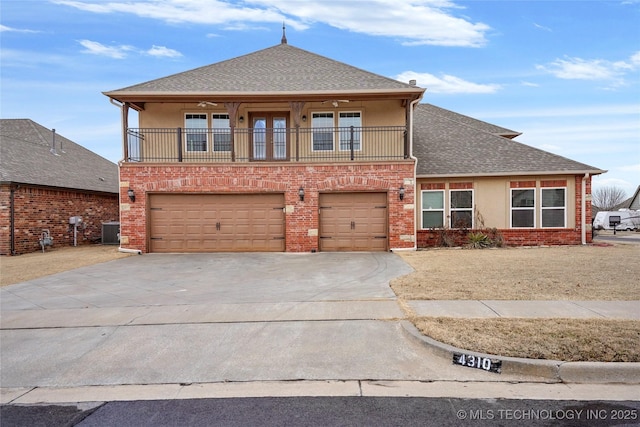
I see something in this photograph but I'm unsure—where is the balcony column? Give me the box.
[122,102,130,160]
[224,102,241,162]
[289,101,305,161]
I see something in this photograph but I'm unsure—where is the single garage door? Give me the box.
[149,194,285,253]
[319,192,388,251]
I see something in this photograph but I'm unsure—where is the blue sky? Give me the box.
[2,0,639,197]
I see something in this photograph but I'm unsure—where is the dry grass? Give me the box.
[0,244,131,287]
[392,244,640,300]
[392,244,640,362]
[414,317,640,362]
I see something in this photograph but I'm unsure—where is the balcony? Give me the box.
[125,126,408,163]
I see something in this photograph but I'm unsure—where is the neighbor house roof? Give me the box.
[413,104,605,177]
[104,42,424,106]
[0,119,119,193]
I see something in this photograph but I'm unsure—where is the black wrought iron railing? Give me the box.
[125,126,408,163]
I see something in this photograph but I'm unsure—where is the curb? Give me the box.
[400,321,640,384]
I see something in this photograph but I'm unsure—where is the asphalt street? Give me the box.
[2,397,639,427]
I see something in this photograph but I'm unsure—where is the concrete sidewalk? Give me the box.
[407,300,640,319]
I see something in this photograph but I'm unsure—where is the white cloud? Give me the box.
[78,40,183,59]
[521,81,539,87]
[396,71,500,94]
[146,45,182,58]
[533,23,552,32]
[536,52,640,87]
[473,104,640,119]
[0,24,40,33]
[54,0,490,47]
[78,40,134,59]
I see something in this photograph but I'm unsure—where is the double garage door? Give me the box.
[149,194,285,253]
[148,192,388,253]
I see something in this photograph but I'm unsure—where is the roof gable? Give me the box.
[0,119,119,193]
[105,43,423,99]
[413,104,603,177]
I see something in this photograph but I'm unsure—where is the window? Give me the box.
[422,190,444,228]
[185,114,207,152]
[339,112,361,151]
[212,114,231,152]
[450,190,473,228]
[541,188,566,228]
[511,189,535,228]
[312,112,334,151]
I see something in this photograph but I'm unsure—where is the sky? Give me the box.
[2,0,639,198]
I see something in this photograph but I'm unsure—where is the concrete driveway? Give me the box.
[1,252,524,392]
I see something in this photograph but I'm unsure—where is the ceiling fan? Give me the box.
[322,100,350,107]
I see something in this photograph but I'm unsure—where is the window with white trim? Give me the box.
[212,114,231,152]
[450,190,473,228]
[511,188,535,228]
[541,188,566,228]
[421,190,444,228]
[338,112,361,151]
[312,112,334,151]
[185,113,207,152]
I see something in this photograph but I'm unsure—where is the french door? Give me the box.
[250,113,289,161]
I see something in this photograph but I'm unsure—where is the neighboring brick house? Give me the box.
[0,119,119,255]
[104,38,603,253]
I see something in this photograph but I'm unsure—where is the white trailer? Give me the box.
[593,210,640,231]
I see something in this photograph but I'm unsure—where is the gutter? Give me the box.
[582,173,590,245]
[9,184,17,255]
[391,95,423,252]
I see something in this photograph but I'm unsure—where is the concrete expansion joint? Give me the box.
[399,321,640,385]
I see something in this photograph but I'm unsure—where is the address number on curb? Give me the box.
[453,353,502,374]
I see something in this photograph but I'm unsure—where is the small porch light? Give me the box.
[238,116,244,124]
[127,188,136,202]
[399,186,405,201]
[302,115,307,122]
[298,187,305,202]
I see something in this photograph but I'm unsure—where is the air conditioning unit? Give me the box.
[102,222,120,245]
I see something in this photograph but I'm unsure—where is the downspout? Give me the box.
[406,95,424,251]
[9,185,17,255]
[581,173,590,245]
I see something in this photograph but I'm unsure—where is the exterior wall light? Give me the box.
[238,116,244,124]
[399,186,405,201]
[127,188,136,202]
[298,187,305,202]
[302,115,307,122]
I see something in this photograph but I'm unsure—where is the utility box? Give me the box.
[102,222,120,245]
[69,216,82,225]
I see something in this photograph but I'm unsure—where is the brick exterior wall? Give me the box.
[0,184,119,255]
[119,162,416,253]
[417,174,594,248]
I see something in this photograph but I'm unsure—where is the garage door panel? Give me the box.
[319,192,388,252]
[149,194,285,253]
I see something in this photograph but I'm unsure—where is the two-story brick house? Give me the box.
[104,38,603,253]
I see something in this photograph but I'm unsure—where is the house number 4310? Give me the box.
[453,353,502,373]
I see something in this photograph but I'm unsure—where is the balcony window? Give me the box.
[185,113,207,152]
[339,112,361,151]
[312,112,334,151]
[212,114,231,152]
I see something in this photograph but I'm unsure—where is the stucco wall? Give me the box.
[415,175,592,247]
[0,184,119,255]
[119,161,416,253]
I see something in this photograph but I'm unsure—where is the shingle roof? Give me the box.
[105,42,423,99]
[417,103,521,138]
[413,104,604,177]
[0,119,119,193]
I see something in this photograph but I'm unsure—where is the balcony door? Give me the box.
[250,113,288,161]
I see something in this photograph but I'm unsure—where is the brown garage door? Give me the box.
[319,192,388,252]
[149,194,285,253]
